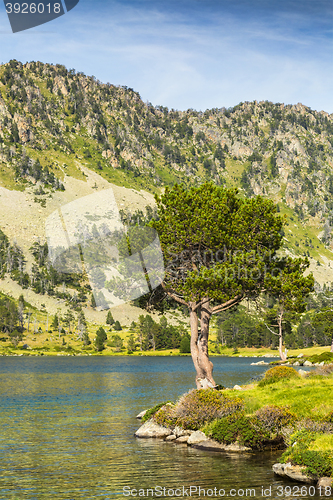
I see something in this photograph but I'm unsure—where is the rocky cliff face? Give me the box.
[1,59,333,269]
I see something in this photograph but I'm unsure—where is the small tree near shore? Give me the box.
[264,257,314,361]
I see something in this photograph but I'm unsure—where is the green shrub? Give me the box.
[173,389,244,430]
[281,430,333,478]
[153,404,178,428]
[152,389,244,431]
[255,405,297,432]
[206,412,270,450]
[325,410,333,424]
[307,352,333,364]
[142,402,171,423]
[258,366,300,387]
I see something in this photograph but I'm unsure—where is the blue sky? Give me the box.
[0,0,332,112]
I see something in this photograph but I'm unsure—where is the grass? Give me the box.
[226,375,333,421]
[309,434,333,452]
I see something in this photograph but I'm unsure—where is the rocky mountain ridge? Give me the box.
[1,59,333,292]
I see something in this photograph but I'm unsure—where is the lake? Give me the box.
[0,356,321,499]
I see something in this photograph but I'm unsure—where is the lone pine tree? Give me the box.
[150,182,313,389]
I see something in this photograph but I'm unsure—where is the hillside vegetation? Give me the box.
[1,60,333,354]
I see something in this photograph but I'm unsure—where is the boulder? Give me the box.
[273,463,287,477]
[317,478,333,488]
[251,361,268,366]
[297,353,304,358]
[293,361,300,366]
[233,385,242,390]
[136,410,147,419]
[273,463,316,484]
[192,439,251,452]
[165,434,177,442]
[135,420,172,438]
[172,426,192,437]
[187,431,209,445]
[303,361,313,367]
[175,436,189,443]
[298,369,308,377]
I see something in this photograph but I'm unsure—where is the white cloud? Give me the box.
[0,0,331,112]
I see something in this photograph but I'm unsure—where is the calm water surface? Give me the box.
[0,357,320,499]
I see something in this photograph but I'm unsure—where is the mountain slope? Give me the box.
[0,59,333,291]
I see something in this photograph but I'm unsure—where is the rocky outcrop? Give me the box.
[273,463,317,484]
[317,477,333,488]
[187,431,209,445]
[192,440,251,452]
[135,420,172,438]
[136,409,147,419]
[135,419,252,452]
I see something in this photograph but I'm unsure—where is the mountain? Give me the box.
[1,58,333,312]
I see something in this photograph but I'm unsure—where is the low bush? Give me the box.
[307,352,333,365]
[152,389,244,431]
[325,410,333,424]
[294,418,333,434]
[173,389,244,430]
[258,366,300,387]
[206,412,270,450]
[142,402,172,423]
[255,405,297,432]
[312,365,333,376]
[153,403,178,428]
[281,430,333,478]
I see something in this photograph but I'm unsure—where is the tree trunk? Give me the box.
[190,300,216,389]
[198,302,216,388]
[189,303,206,389]
[278,311,287,362]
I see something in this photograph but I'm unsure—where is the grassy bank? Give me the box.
[0,339,332,357]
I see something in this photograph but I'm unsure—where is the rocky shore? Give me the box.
[135,418,251,452]
[135,413,333,487]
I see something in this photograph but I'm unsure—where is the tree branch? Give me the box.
[264,322,279,336]
[211,294,243,314]
[160,282,188,307]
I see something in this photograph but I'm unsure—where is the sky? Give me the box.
[0,0,332,113]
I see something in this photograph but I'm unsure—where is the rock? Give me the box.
[297,353,304,358]
[293,361,300,366]
[187,431,209,445]
[165,434,177,442]
[193,439,251,452]
[172,426,192,437]
[175,436,189,443]
[135,420,172,438]
[317,478,333,488]
[136,410,147,419]
[298,369,308,377]
[273,463,316,484]
[273,463,287,477]
[303,361,313,366]
[250,361,268,365]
